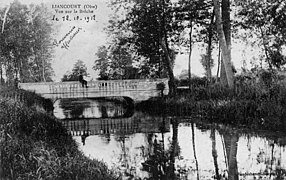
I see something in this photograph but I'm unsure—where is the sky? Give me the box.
[0,0,260,82]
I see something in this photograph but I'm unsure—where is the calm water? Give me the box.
[54,99,286,180]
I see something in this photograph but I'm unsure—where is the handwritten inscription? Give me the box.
[51,4,98,22]
[52,14,96,23]
[53,26,82,49]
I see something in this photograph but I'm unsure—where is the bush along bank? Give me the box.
[0,87,54,113]
[136,76,286,132]
[0,89,118,180]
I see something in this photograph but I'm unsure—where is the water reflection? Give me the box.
[55,99,286,179]
[54,98,133,119]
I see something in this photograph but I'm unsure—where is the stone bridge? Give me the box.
[18,78,169,103]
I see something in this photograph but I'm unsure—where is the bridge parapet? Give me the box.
[18,78,169,102]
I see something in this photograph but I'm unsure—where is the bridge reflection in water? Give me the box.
[61,112,170,137]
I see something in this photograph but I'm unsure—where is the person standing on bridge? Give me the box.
[79,73,88,88]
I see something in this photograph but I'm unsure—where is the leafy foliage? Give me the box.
[62,60,88,81]
[93,46,109,79]
[236,0,286,69]
[0,1,54,85]
[101,0,178,81]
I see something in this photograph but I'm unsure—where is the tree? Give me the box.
[213,0,234,88]
[236,0,286,69]
[130,0,177,94]
[62,60,88,81]
[108,36,135,79]
[93,46,109,80]
[220,0,231,86]
[29,3,54,82]
[93,40,141,80]
[205,8,215,82]
[95,11,147,80]
[0,1,32,85]
[174,0,217,86]
[0,1,54,85]
[108,0,177,94]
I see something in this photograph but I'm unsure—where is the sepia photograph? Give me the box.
[1,0,286,179]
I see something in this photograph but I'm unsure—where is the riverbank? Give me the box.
[0,87,118,180]
[136,77,286,132]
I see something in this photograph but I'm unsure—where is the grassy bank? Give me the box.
[136,75,286,132]
[0,87,118,180]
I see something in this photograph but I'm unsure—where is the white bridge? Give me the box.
[18,78,169,102]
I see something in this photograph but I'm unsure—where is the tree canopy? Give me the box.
[95,0,286,90]
[62,60,88,82]
[0,0,54,85]
[236,0,286,69]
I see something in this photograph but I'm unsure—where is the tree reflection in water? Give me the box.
[220,129,239,180]
[191,122,199,180]
[211,127,220,180]
[141,118,180,180]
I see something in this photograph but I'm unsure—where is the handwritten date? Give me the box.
[52,14,96,23]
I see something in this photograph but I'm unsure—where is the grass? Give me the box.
[0,87,119,180]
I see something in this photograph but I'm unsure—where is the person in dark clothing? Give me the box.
[81,130,89,145]
[79,73,88,88]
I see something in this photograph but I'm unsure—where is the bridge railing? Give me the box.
[18,78,169,101]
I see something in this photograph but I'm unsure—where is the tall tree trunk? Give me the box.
[160,0,176,95]
[41,43,46,82]
[220,59,227,85]
[1,5,11,33]
[13,56,19,87]
[0,62,3,85]
[1,5,10,86]
[206,10,215,82]
[42,59,46,82]
[161,38,176,95]
[220,0,232,87]
[259,26,272,70]
[188,19,193,90]
[213,0,234,88]
[216,44,221,83]
[206,36,212,83]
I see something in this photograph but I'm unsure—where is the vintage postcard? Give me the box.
[1,0,286,179]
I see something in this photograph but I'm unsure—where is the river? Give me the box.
[54,98,286,179]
